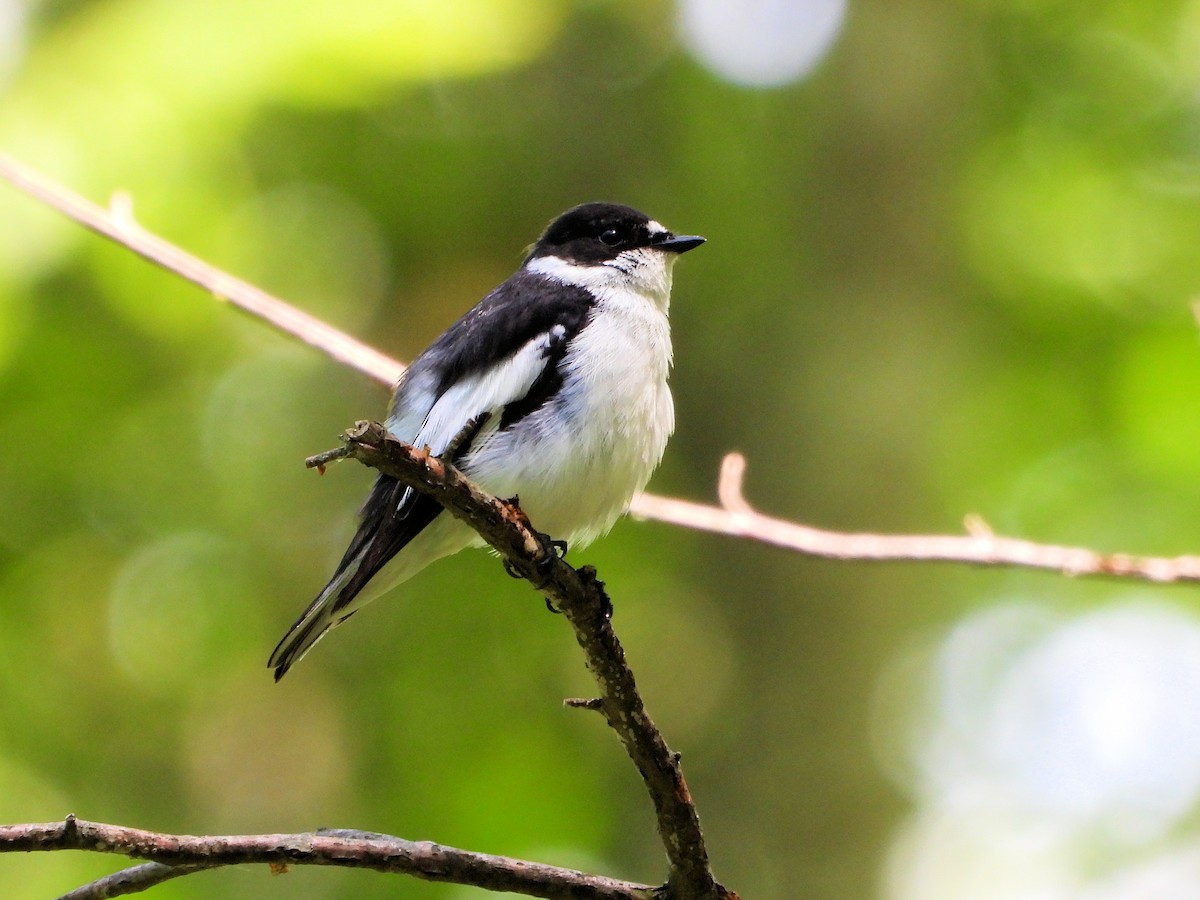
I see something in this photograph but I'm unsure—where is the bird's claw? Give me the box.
[532,534,568,612]
[541,537,568,565]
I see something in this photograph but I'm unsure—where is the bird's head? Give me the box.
[524,202,704,309]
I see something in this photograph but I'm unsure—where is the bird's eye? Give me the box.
[599,228,622,247]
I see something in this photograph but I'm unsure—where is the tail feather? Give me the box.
[268,474,450,680]
[268,561,361,680]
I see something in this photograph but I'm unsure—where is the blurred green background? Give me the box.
[4,1,1200,898]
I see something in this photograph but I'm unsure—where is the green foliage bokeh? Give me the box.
[3,2,1200,898]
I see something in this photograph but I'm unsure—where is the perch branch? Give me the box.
[308,421,731,899]
[2,151,1196,585]
[0,816,653,900]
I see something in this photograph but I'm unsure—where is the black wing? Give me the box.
[269,271,594,679]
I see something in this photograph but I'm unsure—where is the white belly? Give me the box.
[462,295,674,546]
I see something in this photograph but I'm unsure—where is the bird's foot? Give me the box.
[533,533,568,612]
[538,536,569,567]
[502,535,566,577]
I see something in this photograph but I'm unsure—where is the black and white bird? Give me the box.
[269,202,704,680]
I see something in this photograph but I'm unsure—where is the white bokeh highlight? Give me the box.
[885,599,1200,899]
[678,0,847,88]
[0,0,25,89]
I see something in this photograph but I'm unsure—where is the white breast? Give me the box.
[462,262,676,547]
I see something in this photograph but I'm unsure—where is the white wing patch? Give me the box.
[410,328,563,458]
[386,368,439,443]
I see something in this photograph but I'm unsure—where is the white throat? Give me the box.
[526,250,677,313]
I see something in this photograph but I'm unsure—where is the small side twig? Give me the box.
[58,862,214,900]
[304,445,350,475]
[564,697,605,711]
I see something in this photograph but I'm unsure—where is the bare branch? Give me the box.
[0,151,404,387]
[1,816,655,900]
[630,453,1200,583]
[320,422,733,899]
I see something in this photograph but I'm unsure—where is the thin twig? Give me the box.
[628,453,1200,583]
[304,445,350,474]
[58,862,215,900]
[564,697,606,711]
[0,816,654,900]
[2,151,1195,585]
[0,151,404,387]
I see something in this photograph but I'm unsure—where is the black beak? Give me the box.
[655,234,706,254]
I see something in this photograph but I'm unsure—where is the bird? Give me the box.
[268,202,704,680]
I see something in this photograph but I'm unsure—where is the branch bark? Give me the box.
[0,816,655,900]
